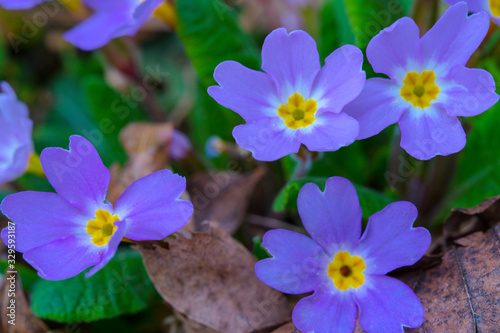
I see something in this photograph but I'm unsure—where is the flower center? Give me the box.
[278,93,317,129]
[400,71,440,109]
[86,209,120,246]
[327,251,366,291]
[491,0,500,17]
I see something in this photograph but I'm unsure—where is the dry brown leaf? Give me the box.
[272,225,500,333]
[135,223,290,333]
[107,122,174,203]
[187,169,265,234]
[0,273,48,333]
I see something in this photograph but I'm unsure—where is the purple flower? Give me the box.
[343,2,499,160]
[255,177,431,332]
[0,0,167,51]
[208,28,365,161]
[1,135,193,280]
[443,0,500,26]
[0,82,33,185]
[169,130,192,161]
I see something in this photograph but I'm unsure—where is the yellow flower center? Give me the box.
[400,71,440,109]
[327,251,366,291]
[491,0,500,16]
[278,93,317,129]
[86,209,120,246]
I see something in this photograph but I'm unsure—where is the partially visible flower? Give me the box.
[1,135,193,280]
[0,0,175,51]
[208,28,365,161]
[343,2,499,160]
[169,129,191,160]
[205,135,227,158]
[0,82,34,185]
[255,177,431,332]
[443,0,500,25]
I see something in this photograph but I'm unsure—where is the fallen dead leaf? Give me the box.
[135,223,290,333]
[187,169,265,234]
[1,273,48,333]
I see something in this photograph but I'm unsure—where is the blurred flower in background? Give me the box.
[0,82,35,186]
[169,129,191,160]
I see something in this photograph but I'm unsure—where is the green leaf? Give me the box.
[176,0,260,87]
[252,237,271,260]
[343,0,413,49]
[0,261,40,292]
[31,249,158,323]
[319,0,357,60]
[273,177,395,219]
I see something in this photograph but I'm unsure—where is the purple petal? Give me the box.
[232,117,300,161]
[442,0,490,12]
[366,17,422,78]
[63,10,134,51]
[420,3,489,70]
[297,177,362,256]
[114,170,192,241]
[117,0,164,36]
[310,45,365,112]
[41,135,110,216]
[82,0,137,11]
[354,201,430,275]
[398,107,466,160]
[344,78,409,140]
[86,220,126,277]
[0,0,47,9]
[23,236,101,280]
[255,229,327,294]
[261,28,320,100]
[208,61,280,122]
[297,112,359,151]
[169,130,192,160]
[293,286,357,333]
[355,275,424,332]
[440,67,499,117]
[1,191,89,253]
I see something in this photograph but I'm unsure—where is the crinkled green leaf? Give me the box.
[31,249,158,323]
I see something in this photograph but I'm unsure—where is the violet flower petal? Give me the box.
[232,118,300,161]
[297,111,359,151]
[0,0,46,10]
[310,45,365,113]
[297,177,362,255]
[354,201,431,275]
[261,28,320,100]
[86,220,126,277]
[255,229,327,294]
[442,0,489,12]
[366,17,422,78]
[355,275,425,332]
[441,67,499,117]
[344,78,409,140]
[0,191,89,253]
[208,61,280,122]
[399,106,466,160]
[40,135,110,216]
[114,169,193,241]
[420,2,489,71]
[293,286,357,333]
[23,236,102,280]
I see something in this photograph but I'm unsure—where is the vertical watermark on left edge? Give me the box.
[5,220,17,326]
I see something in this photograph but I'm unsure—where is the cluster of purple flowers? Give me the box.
[0,1,498,333]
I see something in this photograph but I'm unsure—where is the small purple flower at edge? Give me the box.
[255,177,431,333]
[443,0,500,26]
[0,82,33,185]
[343,2,499,160]
[0,0,166,51]
[1,135,193,280]
[208,28,366,162]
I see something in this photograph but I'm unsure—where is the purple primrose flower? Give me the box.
[0,82,33,185]
[255,177,431,332]
[1,135,193,280]
[169,129,192,161]
[443,0,500,25]
[0,0,167,51]
[343,2,499,160]
[208,28,365,161]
